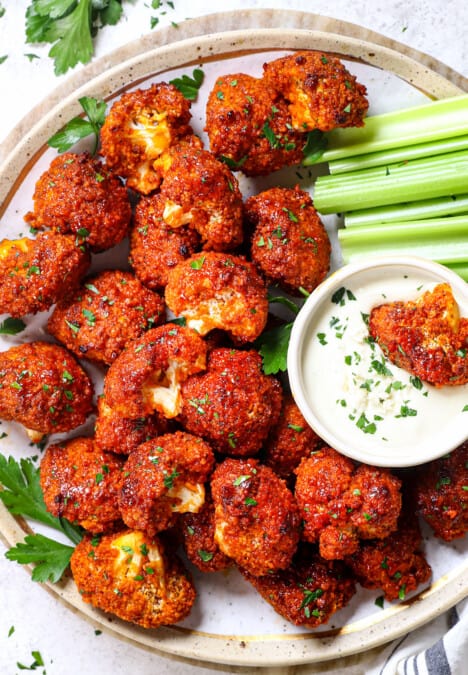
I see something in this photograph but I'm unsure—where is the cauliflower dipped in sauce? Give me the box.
[119,431,215,537]
[95,323,207,454]
[241,544,356,627]
[369,282,468,387]
[24,152,131,252]
[180,348,282,457]
[40,437,124,534]
[0,232,90,317]
[294,447,402,560]
[245,186,331,295]
[211,457,301,576]
[70,529,196,628]
[205,73,306,176]
[130,193,201,291]
[47,270,166,366]
[99,83,193,194]
[263,51,369,132]
[165,252,269,344]
[0,342,94,441]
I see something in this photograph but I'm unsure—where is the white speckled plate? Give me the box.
[0,10,467,668]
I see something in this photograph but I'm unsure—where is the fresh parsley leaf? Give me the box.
[302,129,328,166]
[5,533,75,583]
[0,317,26,335]
[98,0,123,26]
[0,55,8,65]
[48,95,106,154]
[0,4,5,19]
[255,322,293,375]
[169,68,204,101]
[267,294,301,316]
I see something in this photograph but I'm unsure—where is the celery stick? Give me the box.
[313,150,468,213]
[312,94,468,164]
[446,262,468,281]
[344,194,468,227]
[329,135,468,174]
[338,217,468,264]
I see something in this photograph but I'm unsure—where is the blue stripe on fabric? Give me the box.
[425,639,451,675]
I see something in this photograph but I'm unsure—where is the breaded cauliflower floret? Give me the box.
[0,232,90,318]
[99,83,193,194]
[180,348,282,457]
[40,437,124,533]
[241,544,356,627]
[245,186,331,295]
[130,193,201,291]
[47,270,166,365]
[0,341,94,441]
[70,529,196,628]
[369,283,468,387]
[211,458,301,576]
[263,394,324,478]
[413,441,468,541]
[294,447,402,559]
[95,324,207,454]
[205,73,306,176]
[165,252,268,343]
[263,51,368,132]
[24,152,131,252]
[119,431,215,536]
[158,143,244,251]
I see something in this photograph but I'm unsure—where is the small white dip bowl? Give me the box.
[287,256,468,467]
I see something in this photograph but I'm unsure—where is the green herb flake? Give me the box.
[244,497,257,506]
[169,68,204,101]
[198,550,214,562]
[0,317,26,335]
[190,256,205,270]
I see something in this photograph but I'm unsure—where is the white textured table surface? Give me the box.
[0,1,467,674]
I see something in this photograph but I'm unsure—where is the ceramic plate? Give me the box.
[0,10,467,668]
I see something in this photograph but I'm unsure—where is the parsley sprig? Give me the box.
[48,95,107,154]
[255,294,304,374]
[169,68,204,101]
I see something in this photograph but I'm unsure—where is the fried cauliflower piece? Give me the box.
[241,544,356,627]
[95,324,207,454]
[369,283,468,387]
[70,529,196,628]
[211,457,301,576]
[24,152,131,252]
[119,431,215,536]
[40,437,124,533]
[130,193,201,291]
[47,270,166,365]
[294,447,402,560]
[245,186,331,295]
[0,342,94,440]
[180,491,232,572]
[158,143,244,251]
[263,394,324,478]
[263,51,368,132]
[205,73,306,176]
[0,232,90,318]
[180,348,282,457]
[346,514,432,602]
[99,83,193,194]
[413,441,468,541]
[165,252,268,343]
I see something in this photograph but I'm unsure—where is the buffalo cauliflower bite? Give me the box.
[205,73,306,176]
[119,431,215,536]
[95,324,207,454]
[47,270,166,365]
[294,447,402,559]
[263,394,324,478]
[99,83,193,194]
[165,252,268,343]
[346,514,432,602]
[263,51,368,132]
[70,529,196,628]
[369,283,468,387]
[180,348,282,457]
[130,193,201,291]
[0,342,94,441]
[0,232,90,317]
[157,143,244,251]
[245,186,331,295]
[211,457,301,576]
[40,437,124,533]
[24,152,131,252]
[413,442,468,541]
[241,545,356,627]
